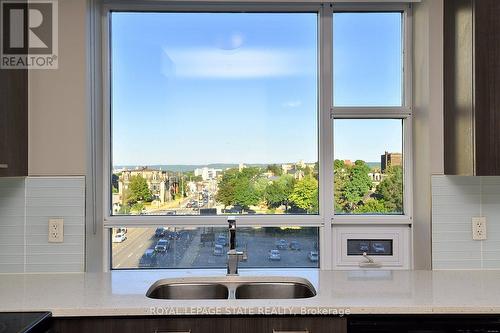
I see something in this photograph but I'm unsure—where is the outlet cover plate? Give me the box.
[472,217,487,241]
[48,218,64,243]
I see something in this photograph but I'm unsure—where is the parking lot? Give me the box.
[112,227,319,269]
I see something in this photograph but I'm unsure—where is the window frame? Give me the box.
[99,1,413,271]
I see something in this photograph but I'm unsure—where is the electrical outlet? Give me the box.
[472,217,487,240]
[48,218,64,243]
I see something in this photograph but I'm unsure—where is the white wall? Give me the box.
[432,176,500,269]
[28,0,87,176]
[412,0,444,269]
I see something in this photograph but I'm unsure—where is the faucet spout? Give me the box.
[227,216,244,276]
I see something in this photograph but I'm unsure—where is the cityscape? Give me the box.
[111,151,402,269]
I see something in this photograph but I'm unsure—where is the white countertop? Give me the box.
[1,269,500,316]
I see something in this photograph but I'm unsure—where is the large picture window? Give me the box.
[103,3,412,270]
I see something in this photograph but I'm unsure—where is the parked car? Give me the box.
[372,243,386,253]
[116,227,127,234]
[139,249,157,268]
[112,232,127,243]
[155,239,170,253]
[155,227,167,238]
[213,244,224,256]
[308,251,319,262]
[276,239,288,250]
[289,241,301,251]
[268,249,281,261]
[359,242,370,252]
[216,234,228,246]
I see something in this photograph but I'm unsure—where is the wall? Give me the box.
[0,177,85,273]
[432,176,500,269]
[28,0,87,176]
[412,0,444,269]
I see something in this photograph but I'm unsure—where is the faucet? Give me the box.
[227,216,246,275]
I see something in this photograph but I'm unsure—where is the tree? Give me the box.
[376,165,403,212]
[264,175,295,210]
[341,160,372,212]
[233,176,260,209]
[127,175,152,204]
[266,164,282,176]
[290,176,319,214]
[216,169,238,207]
[354,198,389,214]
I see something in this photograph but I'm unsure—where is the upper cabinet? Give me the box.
[0,68,28,177]
[444,0,500,175]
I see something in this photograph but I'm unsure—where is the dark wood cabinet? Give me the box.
[444,0,500,175]
[51,316,347,333]
[0,68,28,177]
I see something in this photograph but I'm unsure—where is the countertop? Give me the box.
[1,269,500,317]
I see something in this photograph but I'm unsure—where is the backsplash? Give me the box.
[0,177,85,273]
[432,176,500,269]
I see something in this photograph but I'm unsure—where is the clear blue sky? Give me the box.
[111,12,402,166]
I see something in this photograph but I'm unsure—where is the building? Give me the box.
[194,167,219,181]
[118,167,178,204]
[381,152,403,172]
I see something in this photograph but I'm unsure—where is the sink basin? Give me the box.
[146,276,316,300]
[235,282,316,299]
[146,282,229,299]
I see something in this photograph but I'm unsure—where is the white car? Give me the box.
[112,232,127,243]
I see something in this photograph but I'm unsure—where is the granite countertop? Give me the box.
[1,269,500,317]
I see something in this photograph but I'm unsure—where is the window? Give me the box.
[110,12,318,217]
[103,3,412,270]
[111,227,319,269]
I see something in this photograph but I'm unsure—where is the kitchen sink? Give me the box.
[235,282,316,299]
[146,282,229,299]
[146,277,316,300]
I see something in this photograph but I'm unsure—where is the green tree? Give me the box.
[127,175,152,204]
[216,169,238,207]
[264,174,295,210]
[376,165,403,212]
[354,198,389,214]
[233,176,260,209]
[266,164,282,176]
[341,160,372,212]
[290,176,318,213]
[131,202,145,213]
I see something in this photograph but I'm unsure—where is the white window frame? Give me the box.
[98,1,413,271]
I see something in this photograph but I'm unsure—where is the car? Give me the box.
[308,251,319,262]
[213,244,224,256]
[112,232,127,243]
[155,239,170,253]
[268,249,281,261]
[372,243,386,253]
[165,211,176,215]
[186,202,192,208]
[155,227,167,238]
[117,227,127,234]
[359,242,370,252]
[289,241,301,251]
[216,234,228,246]
[139,249,157,267]
[276,239,288,250]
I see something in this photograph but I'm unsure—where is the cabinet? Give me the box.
[444,0,500,175]
[0,68,28,177]
[51,316,347,333]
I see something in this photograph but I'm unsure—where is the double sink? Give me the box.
[147,276,316,300]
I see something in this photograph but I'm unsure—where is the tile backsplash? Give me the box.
[432,176,500,269]
[0,177,85,273]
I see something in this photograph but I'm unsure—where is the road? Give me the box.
[112,227,319,269]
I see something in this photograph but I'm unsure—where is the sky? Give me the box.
[111,12,402,166]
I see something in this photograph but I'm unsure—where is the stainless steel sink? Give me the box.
[235,282,316,299]
[146,282,229,299]
[146,276,316,300]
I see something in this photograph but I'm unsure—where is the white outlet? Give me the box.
[472,217,487,240]
[48,218,64,243]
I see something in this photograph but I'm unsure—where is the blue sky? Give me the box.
[111,12,402,166]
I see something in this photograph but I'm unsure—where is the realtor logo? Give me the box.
[1,0,58,69]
